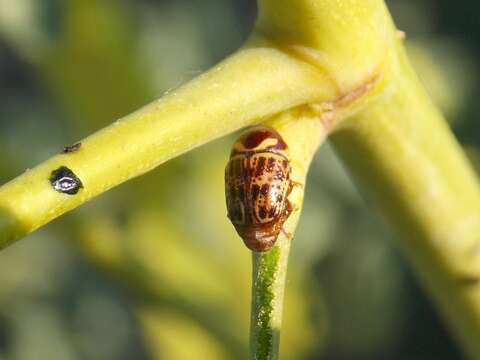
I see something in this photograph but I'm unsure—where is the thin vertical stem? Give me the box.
[248,110,327,359]
[250,236,291,359]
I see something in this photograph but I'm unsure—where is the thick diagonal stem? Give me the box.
[332,43,480,359]
[0,42,336,249]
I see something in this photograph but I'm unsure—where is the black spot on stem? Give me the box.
[50,166,83,195]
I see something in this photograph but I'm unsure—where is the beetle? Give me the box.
[225,126,296,252]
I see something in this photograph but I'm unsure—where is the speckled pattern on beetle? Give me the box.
[225,126,296,252]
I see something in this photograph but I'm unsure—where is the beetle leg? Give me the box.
[290,180,303,188]
[281,227,293,239]
[279,200,294,240]
[280,200,299,240]
[287,180,303,196]
[285,198,300,216]
[285,199,294,216]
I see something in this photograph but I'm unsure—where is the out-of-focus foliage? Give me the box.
[0,0,478,359]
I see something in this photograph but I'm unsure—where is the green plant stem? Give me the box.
[331,40,480,359]
[250,240,288,360]
[0,42,336,249]
[249,113,327,360]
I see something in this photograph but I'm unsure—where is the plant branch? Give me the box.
[0,39,338,249]
[331,40,480,359]
[256,0,393,92]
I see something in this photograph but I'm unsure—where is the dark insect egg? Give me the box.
[225,126,295,252]
[50,166,83,195]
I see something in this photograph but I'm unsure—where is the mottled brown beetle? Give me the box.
[225,126,297,252]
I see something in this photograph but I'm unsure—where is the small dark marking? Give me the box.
[259,207,267,219]
[266,157,275,172]
[268,208,276,218]
[238,186,245,199]
[459,275,480,286]
[260,184,269,196]
[62,142,82,153]
[255,157,266,177]
[252,184,260,200]
[50,166,83,195]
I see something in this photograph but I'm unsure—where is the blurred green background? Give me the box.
[0,1,478,359]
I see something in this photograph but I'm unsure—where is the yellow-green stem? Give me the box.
[0,40,336,248]
[331,40,480,359]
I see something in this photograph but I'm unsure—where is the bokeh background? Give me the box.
[0,0,478,359]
